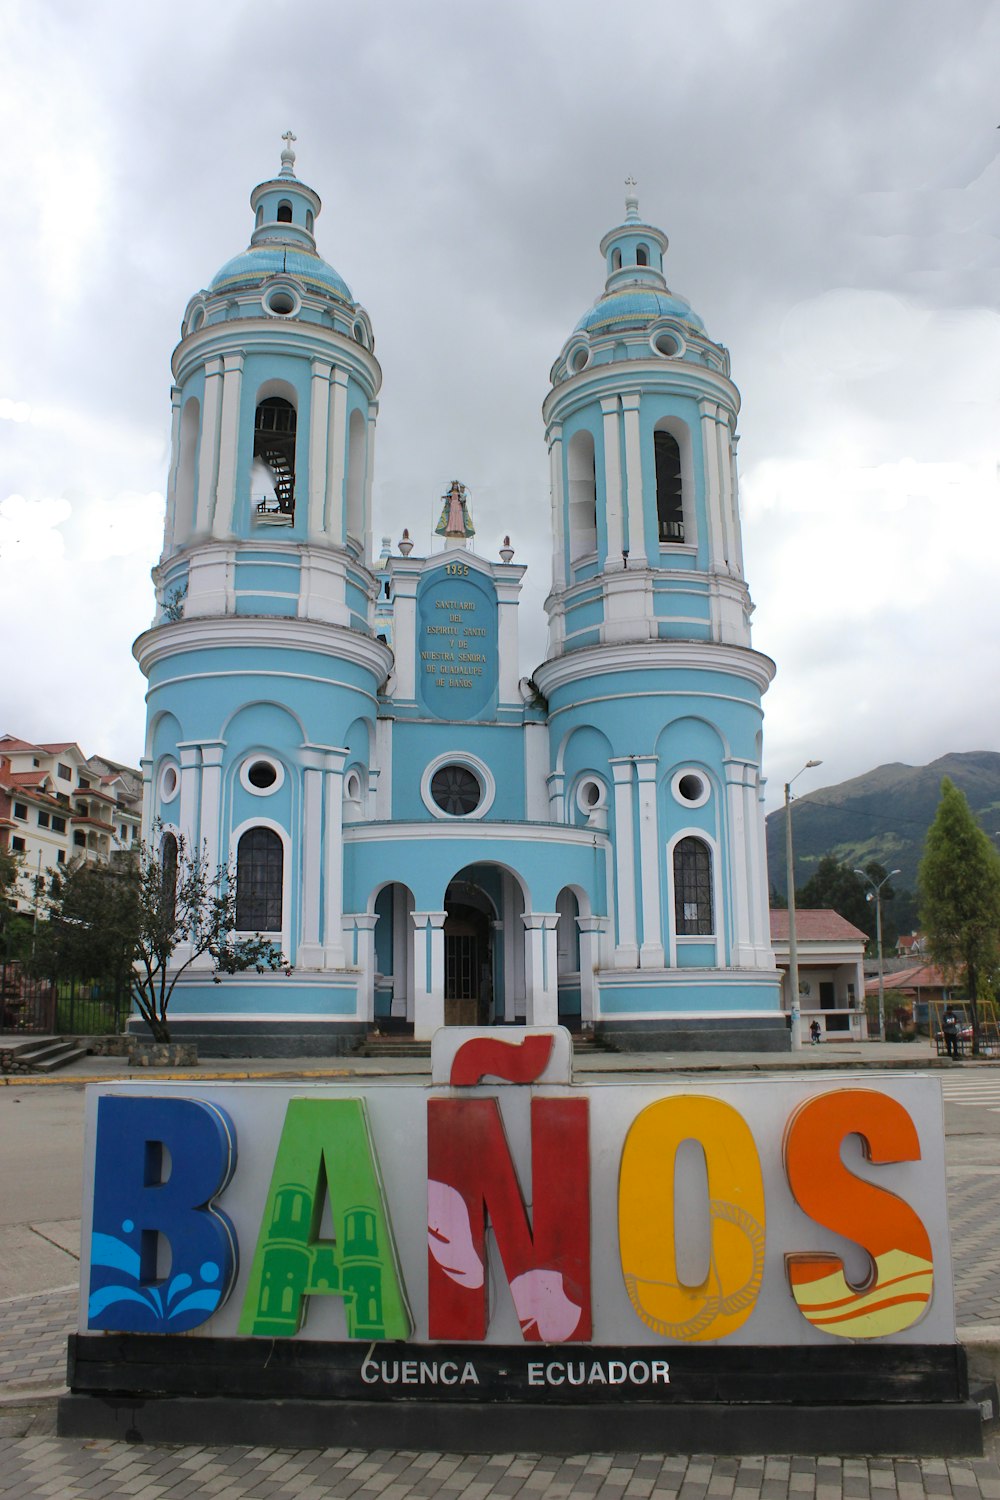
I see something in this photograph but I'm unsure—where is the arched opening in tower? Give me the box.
[654,429,684,543]
[253,397,297,516]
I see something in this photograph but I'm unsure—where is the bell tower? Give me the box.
[133,139,392,1050]
[533,185,783,1049]
[156,131,381,624]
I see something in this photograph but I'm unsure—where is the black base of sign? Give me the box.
[58,1337,986,1456]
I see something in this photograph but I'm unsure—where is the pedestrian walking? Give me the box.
[943,1004,961,1059]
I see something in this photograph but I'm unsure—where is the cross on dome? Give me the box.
[280,130,297,178]
[624,175,640,223]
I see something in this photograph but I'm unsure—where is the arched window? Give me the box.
[305,209,314,233]
[654,428,684,543]
[276,200,293,223]
[160,832,178,928]
[636,244,649,267]
[567,429,597,562]
[673,838,713,935]
[236,827,283,931]
[253,397,296,516]
[611,248,622,271]
[255,206,263,229]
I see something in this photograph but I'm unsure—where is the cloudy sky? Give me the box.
[2,0,998,808]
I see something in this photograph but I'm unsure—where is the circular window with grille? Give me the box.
[430,765,481,816]
[421,753,495,820]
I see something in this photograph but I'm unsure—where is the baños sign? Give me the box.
[78,1029,955,1375]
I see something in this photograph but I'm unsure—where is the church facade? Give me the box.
[134,141,784,1054]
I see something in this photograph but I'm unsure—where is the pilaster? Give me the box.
[609,758,638,966]
[634,754,664,967]
[412,910,447,1039]
[522,912,560,1026]
[621,393,647,566]
[211,353,244,538]
[308,359,332,539]
[601,396,625,565]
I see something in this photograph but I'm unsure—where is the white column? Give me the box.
[749,769,774,966]
[322,748,349,968]
[308,359,332,539]
[577,915,608,1027]
[363,402,378,564]
[195,357,224,535]
[176,743,201,848]
[298,751,326,967]
[325,368,349,540]
[343,913,378,1022]
[715,411,737,568]
[548,425,567,591]
[546,771,566,823]
[198,741,225,875]
[523,912,560,1026]
[601,397,625,566]
[211,354,244,539]
[609,758,638,966]
[699,398,724,570]
[375,718,393,817]
[725,759,753,966]
[139,758,153,845]
[412,911,447,1040]
[163,388,183,552]
[388,566,419,699]
[524,721,549,821]
[391,887,411,1018]
[621,393,647,566]
[173,744,201,969]
[496,575,522,705]
[634,755,664,967]
[729,431,745,574]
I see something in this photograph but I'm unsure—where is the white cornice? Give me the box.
[343,821,608,849]
[172,319,381,397]
[533,641,776,696]
[134,615,393,681]
[543,358,738,429]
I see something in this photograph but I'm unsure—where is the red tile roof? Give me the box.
[769,908,869,944]
[865,963,950,995]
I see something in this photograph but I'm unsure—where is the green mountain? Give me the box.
[765,751,1000,903]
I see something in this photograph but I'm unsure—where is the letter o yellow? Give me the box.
[618,1096,766,1341]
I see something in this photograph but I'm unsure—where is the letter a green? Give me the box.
[238,1098,411,1339]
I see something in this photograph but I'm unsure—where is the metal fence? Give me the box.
[0,962,128,1037]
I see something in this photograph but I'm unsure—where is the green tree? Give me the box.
[796,856,896,949]
[919,777,1000,1055]
[42,837,286,1042]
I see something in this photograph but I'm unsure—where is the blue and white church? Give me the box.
[135,141,785,1054]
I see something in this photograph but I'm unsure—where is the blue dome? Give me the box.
[210,246,354,304]
[574,287,705,337]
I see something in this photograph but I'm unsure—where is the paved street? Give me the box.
[2,1046,1000,1496]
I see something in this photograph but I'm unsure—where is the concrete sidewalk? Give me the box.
[3,1039,1000,1496]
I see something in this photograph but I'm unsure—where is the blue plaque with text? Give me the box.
[415,564,499,720]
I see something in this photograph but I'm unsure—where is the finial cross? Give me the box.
[282,130,297,149]
[625,175,637,192]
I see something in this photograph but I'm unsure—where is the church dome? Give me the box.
[574,286,705,337]
[207,135,356,310]
[210,246,354,305]
[570,182,707,343]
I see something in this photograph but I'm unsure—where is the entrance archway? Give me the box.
[443,864,527,1025]
[444,901,492,1026]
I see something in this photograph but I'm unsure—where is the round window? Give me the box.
[651,327,685,359]
[673,770,709,808]
[241,756,284,796]
[159,763,179,803]
[569,345,589,375]
[430,764,481,817]
[264,285,299,317]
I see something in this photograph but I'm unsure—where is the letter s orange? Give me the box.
[783,1089,933,1338]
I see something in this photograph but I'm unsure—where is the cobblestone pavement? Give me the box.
[3,1437,1000,1498]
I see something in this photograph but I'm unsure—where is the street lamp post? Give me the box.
[785,759,823,1051]
[854,867,901,1041]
